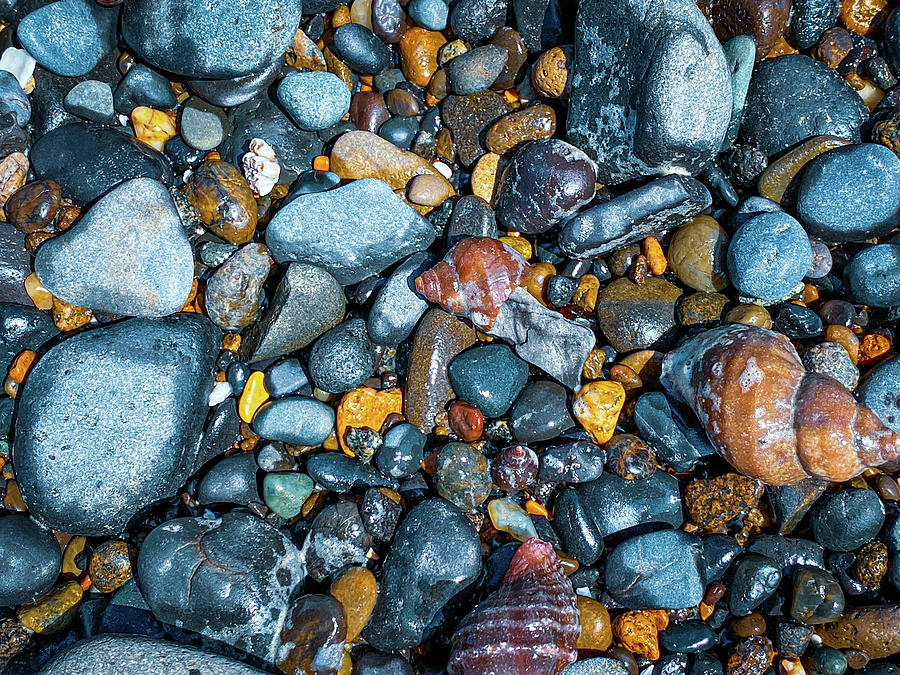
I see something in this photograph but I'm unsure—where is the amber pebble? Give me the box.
[698,0,791,59]
[435,127,454,162]
[582,347,606,380]
[24,231,54,253]
[840,0,891,36]
[17,581,83,635]
[609,364,642,391]
[470,152,502,204]
[408,173,452,207]
[733,613,767,638]
[330,567,377,642]
[5,180,61,233]
[641,237,666,276]
[858,333,891,364]
[349,90,390,133]
[726,637,775,675]
[324,47,354,90]
[427,67,450,102]
[522,262,555,306]
[824,324,860,364]
[0,618,31,661]
[183,160,257,244]
[876,474,900,501]
[757,136,849,203]
[854,541,889,588]
[764,35,799,57]
[606,434,656,480]
[290,29,327,71]
[350,0,374,29]
[336,387,402,455]
[780,658,805,675]
[398,27,446,87]
[54,200,80,233]
[88,540,135,594]
[573,380,626,445]
[8,349,36,384]
[576,596,613,651]
[239,370,269,423]
[485,104,556,156]
[2,479,26,510]
[812,27,853,69]
[277,594,347,675]
[678,291,728,326]
[62,536,88,576]
[612,610,668,661]
[488,27,527,90]
[573,274,600,312]
[332,5,351,27]
[0,152,28,206]
[531,45,572,98]
[725,303,772,329]
[385,87,420,116]
[668,216,730,292]
[685,473,764,531]
[50,296,92,332]
[816,606,900,659]
[449,400,484,442]
[131,106,176,152]
[844,650,869,670]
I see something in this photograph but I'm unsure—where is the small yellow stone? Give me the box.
[576,596,613,651]
[131,106,176,152]
[573,380,625,445]
[471,152,501,204]
[62,536,88,577]
[338,650,353,675]
[330,566,377,642]
[582,348,606,380]
[573,274,600,312]
[499,235,532,260]
[238,370,270,423]
[2,479,26,511]
[349,0,373,29]
[18,581,83,634]
[24,272,53,310]
[50,296,92,332]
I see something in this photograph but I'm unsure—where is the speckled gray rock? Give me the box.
[14,315,219,536]
[241,263,346,363]
[845,244,900,308]
[38,635,267,675]
[489,287,595,389]
[308,318,376,393]
[252,396,336,446]
[448,342,529,418]
[17,0,118,77]
[277,70,351,131]
[809,488,885,552]
[122,0,303,79]
[740,55,868,156]
[0,515,61,606]
[0,303,57,376]
[858,356,900,434]
[561,658,631,675]
[267,178,436,284]
[449,0,507,42]
[179,98,228,151]
[802,342,859,389]
[368,252,435,346]
[0,227,31,305]
[789,0,839,50]
[34,178,195,317]
[606,530,705,609]
[137,512,305,663]
[559,175,711,258]
[575,470,683,539]
[566,0,731,185]
[0,71,30,127]
[445,44,508,95]
[113,63,177,115]
[364,498,481,651]
[63,80,115,123]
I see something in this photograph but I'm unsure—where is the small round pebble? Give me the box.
[809,488,886,552]
[277,71,352,132]
[509,380,575,443]
[449,343,529,418]
[408,0,449,30]
[845,244,900,308]
[308,319,376,394]
[263,472,314,518]
[376,423,426,478]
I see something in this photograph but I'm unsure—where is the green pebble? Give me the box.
[263,472,314,518]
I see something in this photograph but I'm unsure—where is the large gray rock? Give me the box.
[137,512,305,663]
[0,227,32,305]
[566,0,731,185]
[0,303,57,375]
[39,635,266,674]
[121,0,303,80]
[34,178,195,317]
[13,315,219,535]
[266,178,436,284]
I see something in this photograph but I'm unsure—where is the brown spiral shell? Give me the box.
[448,537,579,675]
[661,323,900,485]
[414,237,529,329]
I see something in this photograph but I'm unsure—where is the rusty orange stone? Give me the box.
[840,0,891,36]
[642,236,667,275]
[858,333,891,364]
[522,262,555,306]
[50,296,92,332]
[612,609,668,661]
[330,567,377,642]
[336,387,403,455]
[448,400,484,442]
[7,349,36,384]
[398,27,446,87]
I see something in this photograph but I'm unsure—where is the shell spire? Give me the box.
[448,537,579,675]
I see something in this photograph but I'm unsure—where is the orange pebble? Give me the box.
[313,155,331,171]
[448,400,484,442]
[525,500,549,518]
[612,610,668,661]
[8,349,36,385]
[642,236,667,276]
[222,333,241,352]
[858,333,891,364]
[336,387,403,455]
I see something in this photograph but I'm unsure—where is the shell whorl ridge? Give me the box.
[448,537,579,675]
[414,237,529,330]
[661,324,900,485]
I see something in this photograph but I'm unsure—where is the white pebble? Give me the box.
[208,380,232,407]
[0,48,35,90]
[242,137,280,196]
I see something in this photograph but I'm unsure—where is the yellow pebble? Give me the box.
[330,567,377,642]
[338,650,353,675]
[62,536,88,577]
[238,371,269,423]
[131,106,176,152]
[499,235,532,260]
[573,380,625,445]
[471,152,501,204]
[25,272,53,310]
[18,581,83,634]
[573,274,600,312]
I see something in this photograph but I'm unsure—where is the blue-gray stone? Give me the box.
[448,195,498,242]
[0,303,57,376]
[749,535,825,572]
[31,123,173,205]
[252,396,335,446]
[306,453,397,493]
[367,252,435,346]
[700,534,741,584]
[728,554,782,616]
[809,488,885,552]
[509,380,575,442]
[264,357,311,397]
[17,0,118,77]
[277,70,351,132]
[554,487,605,564]
[727,211,813,303]
[376,423,426,478]
[113,64,177,115]
[34,178,195,317]
[634,392,716,473]
[179,98,228,152]
[364,498,481,651]
[0,226,30,305]
[38,635,267,675]
[885,7,900,76]
[449,0,507,42]
[538,439,606,483]
[659,621,717,654]
[122,0,303,80]
[196,452,260,506]
[845,244,900,308]
[448,343,529,418]
[266,178,436,284]
[0,70,29,127]
[63,79,114,124]
[301,501,372,581]
[740,55,867,157]
[566,0,731,185]
[575,470,683,539]
[606,530,705,609]
[378,116,419,150]
[797,143,900,242]
[137,512,305,663]
[0,515,61,606]
[562,658,630,675]
[790,0,840,50]
[858,355,900,434]
[14,315,219,536]
[308,318,376,394]
[331,23,392,74]
[408,0,448,30]
[446,44,508,95]
[721,35,755,150]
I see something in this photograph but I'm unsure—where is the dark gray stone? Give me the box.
[809,488,885,552]
[30,123,173,205]
[306,453,397,493]
[446,44,508,95]
[13,315,219,536]
[700,534,741,584]
[659,621,717,654]
[301,501,372,582]
[137,512,305,662]
[251,396,335,446]
[376,423,426,479]
[559,175,711,258]
[633,392,716,473]
[122,0,303,80]
[728,554,782,616]
[308,318,376,394]
[748,535,825,572]
[846,244,900,308]
[113,64,177,115]
[63,79,114,123]
[449,0,507,42]
[264,358,311,397]
[367,252,435,346]
[266,178,436,284]
[0,303,57,375]
[34,178,194,317]
[196,399,242,470]
[858,355,900,434]
[448,342,529,418]
[364,498,481,651]
[509,379,575,443]
[554,487,605,564]
[330,23,392,74]
[0,514,61,606]
[0,226,31,305]
[447,195,497,243]
[512,0,550,51]
[196,453,260,506]
[562,659,631,675]
[566,0,731,185]
[538,439,606,483]
[768,478,828,535]
[575,470,683,539]
[790,0,839,50]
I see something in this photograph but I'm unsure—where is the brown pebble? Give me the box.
[704,581,727,606]
[817,606,900,659]
[24,231,54,253]
[726,637,775,675]
[854,541,889,588]
[531,45,572,98]
[398,27,446,87]
[442,91,511,167]
[839,0,891,37]
[876,474,900,501]
[407,173,451,207]
[5,180,61,233]
[757,135,849,203]
[725,304,772,329]
[812,27,854,68]
[678,291,729,326]
[183,159,257,244]
[609,364,642,391]
[349,90,391,133]
[488,27,527,90]
[448,400,484,442]
[733,613,767,638]
[698,0,791,59]
[385,87,420,116]
[484,104,556,155]
[685,473,764,531]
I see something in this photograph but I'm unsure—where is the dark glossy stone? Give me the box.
[768,479,828,535]
[566,0,731,185]
[368,252,434,346]
[332,23,392,75]
[509,380,574,442]
[858,355,900,434]
[372,0,405,42]
[205,244,271,330]
[740,55,868,157]
[538,439,606,483]
[0,71,29,127]
[559,175,711,257]
[187,58,286,108]
[0,515,61,607]
[728,554,782,616]
[773,304,823,339]
[278,594,346,675]
[441,91,511,166]
[0,303,57,375]
[790,0,839,50]
[353,649,415,675]
[698,0,791,59]
[378,116,418,150]
[700,534,742,584]
[660,621,717,654]
[306,453,397,493]
[376,423,426,478]
[113,64,177,115]
[447,195,498,243]
[448,343,529,418]
[596,277,682,352]
[302,501,372,582]
[791,565,845,624]
[554,487,604,565]
[449,0,507,41]
[634,392,716,473]
[445,45,508,95]
[0,227,32,305]
[5,179,61,233]
[809,488,885,552]
[196,399,241,470]
[196,452,260,506]
[749,535,825,572]
[31,123,173,205]
[845,244,900,308]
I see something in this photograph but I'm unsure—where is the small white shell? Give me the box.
[0,48,35,90]
[242,138,280,196]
